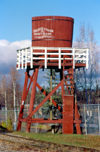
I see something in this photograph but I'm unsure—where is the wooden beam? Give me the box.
[26,68,38,132]
[17,72,29,131]
[18,118,63,123]
[50,69,52,120]
[27,80,63,119]
[36,83,63,113]
[16,63,86,69]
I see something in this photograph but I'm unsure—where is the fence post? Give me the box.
[73,48,75,69]
[59,48,61,69]
[98,103,100,135]
[45,48,47,68]
[5,109,7,125]
[25,48,27,69]
[18,50,20,69]
[22,49,23,69]
[31,47,33,69]
[86,49,88,69]
[84,104,87,135]
[35,113,38,133]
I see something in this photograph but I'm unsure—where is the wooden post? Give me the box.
[17,72,29,131]
[74,69,81,134]
[26,68,38,132]
[50,69,52,120]
[63,95,74,134]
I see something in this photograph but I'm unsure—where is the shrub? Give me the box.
[1,119,13,131]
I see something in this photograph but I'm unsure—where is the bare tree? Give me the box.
[87,25,99,103]
[8,67,21,124]
[75,23,99,104]
[75,23,88,104]
[0,75,8,123]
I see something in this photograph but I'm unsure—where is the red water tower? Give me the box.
[32,16,73,47]
[16,16,88,134]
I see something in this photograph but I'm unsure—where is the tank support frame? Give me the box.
[17,47,88,134]
[17,69,81,134]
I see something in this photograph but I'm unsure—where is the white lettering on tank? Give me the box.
[33,27,55,39]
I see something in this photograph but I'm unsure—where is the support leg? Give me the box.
[17,72,29,131]
[26,68,38,132]
[63,95,74,134]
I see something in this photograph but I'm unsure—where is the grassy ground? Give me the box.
[13,131,100,150]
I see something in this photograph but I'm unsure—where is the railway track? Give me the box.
[0,132,99,152]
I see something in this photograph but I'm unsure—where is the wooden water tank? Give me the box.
[32,16,74,47]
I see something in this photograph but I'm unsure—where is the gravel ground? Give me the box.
[0,133,47,152]
[0,132,100,152]
[0,132,65,152]
[0,139,43,152]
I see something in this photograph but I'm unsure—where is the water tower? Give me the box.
[16,16,88,134]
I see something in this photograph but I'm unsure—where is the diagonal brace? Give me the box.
[36,83,62,113]
[27,80,63,119]
[18,71,35,118]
